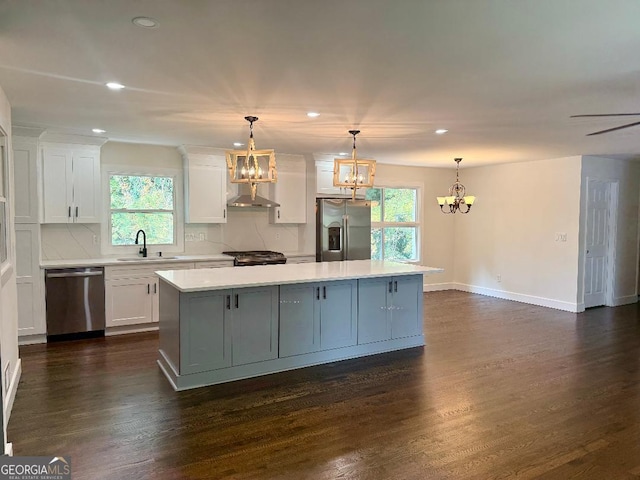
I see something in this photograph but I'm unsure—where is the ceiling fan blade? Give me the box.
[571,113,640,118]
[586,121,640,136]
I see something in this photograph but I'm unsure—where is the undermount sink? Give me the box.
[117,256,179,261]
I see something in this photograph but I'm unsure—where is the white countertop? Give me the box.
[40,251,315,269]
[157,260,444,292]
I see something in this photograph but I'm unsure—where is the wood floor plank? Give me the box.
[7,291,640,479]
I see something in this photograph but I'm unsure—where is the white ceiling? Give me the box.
[1,0,640,167]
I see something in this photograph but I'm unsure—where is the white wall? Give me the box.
[453,156,583,311]
[0,84,20,450]
[578,156,640,306]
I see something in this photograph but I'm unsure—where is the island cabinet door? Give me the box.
[180,290,232,375]
[279,283,320,357]
[357,277,391,344]
[318,280,357,350]
[390,275,423,339]
[230,285,279,366]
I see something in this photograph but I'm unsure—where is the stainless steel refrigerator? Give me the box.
[316,198,371,262]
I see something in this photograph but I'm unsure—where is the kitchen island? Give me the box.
[157,260,443,391]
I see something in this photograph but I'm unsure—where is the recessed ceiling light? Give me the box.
[92,128,106,134]
[307,112,320,118]
[132,17,158,28]
[106,82,125,90]
[435,129,448,135]
[233,142,244,147]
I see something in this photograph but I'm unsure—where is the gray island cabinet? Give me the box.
[157,260,442,391]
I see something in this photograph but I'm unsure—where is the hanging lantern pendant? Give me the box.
[333,129,376,198]
[226,115,277,201]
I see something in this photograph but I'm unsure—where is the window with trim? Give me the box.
[109,174,176,245]
[366,187,419,261]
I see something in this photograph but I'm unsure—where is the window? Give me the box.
[109,174,176,245]
[366,187,419,261]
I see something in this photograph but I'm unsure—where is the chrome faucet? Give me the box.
[135,229,147,257]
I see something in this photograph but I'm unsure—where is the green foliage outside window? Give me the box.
[110,175,175,245]
[366,187,418,261]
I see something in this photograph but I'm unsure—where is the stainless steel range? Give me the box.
[223,250,287,266]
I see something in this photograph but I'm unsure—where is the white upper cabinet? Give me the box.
[180,146,230,224]
[13,136,40,224]
[41,143,101,223]
[315,160,343,197]
[270,154,306,224]
[315,159,365,199]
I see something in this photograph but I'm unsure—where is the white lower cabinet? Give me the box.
[16,225,45,338]
[357,275,423,344]
[105,262,194,329]
[106,276,156,327]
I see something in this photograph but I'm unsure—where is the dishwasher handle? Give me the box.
[46,270,104,278]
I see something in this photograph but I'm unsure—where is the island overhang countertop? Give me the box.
[156,259,443,292]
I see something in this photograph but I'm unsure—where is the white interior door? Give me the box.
[584,179,610,308]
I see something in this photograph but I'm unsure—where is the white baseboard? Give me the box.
[18,334,46,346]
[423,282,456,292]
[610,295,639,307]
[5,442,13,456]
[4,359,21,429]
[452,283,581,313]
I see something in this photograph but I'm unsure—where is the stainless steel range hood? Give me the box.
[227,185,279,208]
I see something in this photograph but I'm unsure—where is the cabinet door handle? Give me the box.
[147,283,150,294]
[323,286,326,299]
[394,281,398,292]
[68,206,71,218]
[389,281,393,293]
[277,209,280,219]
[223,209,226,219]
[226,295,231,310]
[75,206,79,218]
[316,287,320,300]
[154,283,157,294]
[235,294,239,309]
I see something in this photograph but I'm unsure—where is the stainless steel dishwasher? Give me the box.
[45,267,105,341]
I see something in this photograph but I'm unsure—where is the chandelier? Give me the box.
[225,116,277,200]
[332,129,376,200]
[437,158,476,214]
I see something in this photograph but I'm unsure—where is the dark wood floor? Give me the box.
[8,291,640,479]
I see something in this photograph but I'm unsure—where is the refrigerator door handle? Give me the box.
[343,214,348,261]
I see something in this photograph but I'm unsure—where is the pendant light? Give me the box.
[225,116,277,201]
[332,130,376,200]
[437,158,476,214]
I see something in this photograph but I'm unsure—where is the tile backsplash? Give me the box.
[41,208,304,260]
